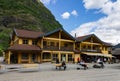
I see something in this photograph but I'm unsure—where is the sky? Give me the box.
[40,0,120,45]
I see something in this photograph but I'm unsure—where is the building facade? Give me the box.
[5,28,112,64]
[75,34,112,63]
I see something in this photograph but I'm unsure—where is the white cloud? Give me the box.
[61,10,78,19]
[71,0,120,44]
[71,10,78,16]
[83,0,109,9]
[61,12,70,19]
[40,0,57,5]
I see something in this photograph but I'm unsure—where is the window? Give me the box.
[42,53,51,59]
[21,53,28,60]
[56,42,59,46]
[52,54,58,61]
[50,42,54,46]
[32,40,37,45]
[43,41,47,46]
[64,43,68,47]
[23,39,28,44]
[68,54,73,61]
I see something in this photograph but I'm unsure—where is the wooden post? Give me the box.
[51,52,52,62]
[91,44,93,50]
[73,43,75,50]
[66,54,68,63]
[59,31,61,50]
[18,52,21,64]
[28,53,31,63]
[8,51,11,64]
[41,38,43,49]
[38,53,41,63]
[58,52,61,62]
[80,43,81,50]
[41,52,43,63]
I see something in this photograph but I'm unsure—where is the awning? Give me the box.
[103,54,112,57]
[82,52,104,56]
[82,52,113,57]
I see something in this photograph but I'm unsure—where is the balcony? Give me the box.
[43,46,59,50]
[60,46,73,51]
[81,49,101,53]
[43,46,74,51]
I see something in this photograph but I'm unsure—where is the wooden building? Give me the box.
[5,28,75,64]
[75,34,113,62]
[5,28,112,64]
[112,48,120,60]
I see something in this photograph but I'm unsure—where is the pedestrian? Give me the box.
[72,58,74,63]
[62,61,66,70]
[97,58,104,68]
[77,57,80,64]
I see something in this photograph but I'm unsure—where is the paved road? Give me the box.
[0,63,120,81]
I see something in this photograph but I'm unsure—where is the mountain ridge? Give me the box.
[0,0,62,55]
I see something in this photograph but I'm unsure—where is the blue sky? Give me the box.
[40,0,120,44]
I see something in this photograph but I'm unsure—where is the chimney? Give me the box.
[75,33,77,38]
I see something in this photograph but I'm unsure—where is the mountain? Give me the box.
[0,0,62,55]
[113,43,120,49]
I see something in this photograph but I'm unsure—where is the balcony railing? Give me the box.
[81,49,101,53]
[60,46,73,51]
[43,46,59,50]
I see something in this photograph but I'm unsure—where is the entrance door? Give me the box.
[10,54,18,64]
[31,54,37,63]
[52,54,58,62]
[61,54,66,62]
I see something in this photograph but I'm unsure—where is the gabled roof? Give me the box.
[13,29,44,39]
[76,34,102,42]
[76,34,112,46]
[42,28,75,40]
[8,44,41,51]
[76,34,94,42]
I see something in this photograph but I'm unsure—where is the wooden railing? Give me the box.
[60,46,73,51]
[43,46,59,50]
[43,45,74,51]
[81,49,101,53]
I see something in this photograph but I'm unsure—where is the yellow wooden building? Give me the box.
[5,28,76,64]
[5,28,112,64]
[75,34,113,63]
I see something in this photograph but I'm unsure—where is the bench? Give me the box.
[0,65,6,73]
[54,63,66,70]
[19,64,40,72]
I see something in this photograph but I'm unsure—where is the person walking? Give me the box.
[77,57,80,64]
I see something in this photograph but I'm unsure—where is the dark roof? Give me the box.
[76,34,112,46]
[43,28,75,40]
[8,44,41,51]
[76,34,93,42]
[14,29,43,39]
[112,48,120,55]
[103,42,113,47]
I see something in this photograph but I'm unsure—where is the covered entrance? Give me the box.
[10,53,18,64]
[42,52,51,62]
[61,54,66,62]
